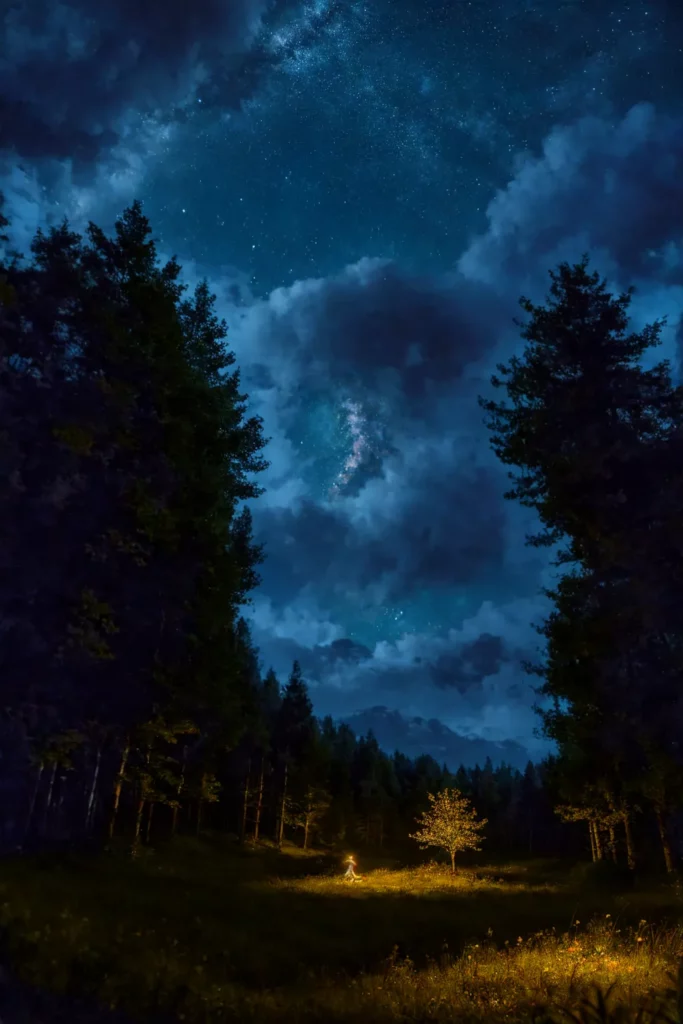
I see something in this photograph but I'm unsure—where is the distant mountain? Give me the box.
[341,705,532,770]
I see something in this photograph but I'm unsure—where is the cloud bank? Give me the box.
[0,0,270,166]
[459,103,683,298]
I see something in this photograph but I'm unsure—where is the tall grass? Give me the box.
[0,843,681,1022]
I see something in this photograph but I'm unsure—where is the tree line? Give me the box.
[1,200,681,873]
[0,199,266,854]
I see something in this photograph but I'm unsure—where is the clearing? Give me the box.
[0,838,681,1022]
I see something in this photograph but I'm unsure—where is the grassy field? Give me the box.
[1,837,682,1022]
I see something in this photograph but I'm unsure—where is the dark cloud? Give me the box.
[341,706,532,770]
[428,633,507,693]
[254,448,507,605]
[317,637,374,667]
[223,256,523,645]
[246,260,511,424]
[248,594,549,766]
[256,633,374,681]
[245,602,373,680]
[460,104,683,291]
[0,1,361,173]
[0,0,272,166]
[249,612,547,769]
[313,265,507,408]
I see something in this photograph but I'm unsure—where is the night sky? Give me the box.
[2,0,682,768]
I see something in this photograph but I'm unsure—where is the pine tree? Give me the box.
[0,201,267,849]
[273,662,315,847]
[481,255,683,865]
[479,255,680,571]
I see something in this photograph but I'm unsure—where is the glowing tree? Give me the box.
[411,788,488,873]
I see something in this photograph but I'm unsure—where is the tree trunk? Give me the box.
[131,798,145,857]
[589,820,597,862]
[85,745,102,834]
[56,774,67,833]
[608,823,617,863]
[592,821,603,860]
[253,757,265,842]
[622,811,636,870]
[450,850,456,874]
[240,759,251,845]
[171,745,188,838]
[24,761,44,842]
[108,739,130,841]
[145,801,155,845]
[277,762,288,849]
[655,805,675,873]
[42,762,58,836]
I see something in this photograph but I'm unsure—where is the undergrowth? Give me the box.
[0,843,681,1023]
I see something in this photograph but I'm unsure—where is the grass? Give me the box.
[1,837,682,1022]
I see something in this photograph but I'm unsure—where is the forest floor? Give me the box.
[1,836,682,1023]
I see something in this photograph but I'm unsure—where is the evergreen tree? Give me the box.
[273,662,316,846]
[479,255,680,571]
[0,201,267,850]
[480,255,683,868]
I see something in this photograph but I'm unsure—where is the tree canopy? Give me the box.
[410,788,488,872]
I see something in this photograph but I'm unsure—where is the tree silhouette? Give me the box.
[480,254,683,874]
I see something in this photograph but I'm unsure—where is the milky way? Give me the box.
[140,0,679,293]
[2,0,682,767]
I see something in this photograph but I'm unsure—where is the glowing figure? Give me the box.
[344,854,359,880]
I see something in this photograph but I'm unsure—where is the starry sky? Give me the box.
[2,0,683,768]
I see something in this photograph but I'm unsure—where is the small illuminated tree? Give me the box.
[410,788,488,873]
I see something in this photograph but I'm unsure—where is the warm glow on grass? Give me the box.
[272,862,558,897]
[266,866,683,1020]
[2,847,682,1022]
[297,914,683,1023]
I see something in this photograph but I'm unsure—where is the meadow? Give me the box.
[1,838,682,1023]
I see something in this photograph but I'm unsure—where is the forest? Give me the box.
[1,199,683,1024]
